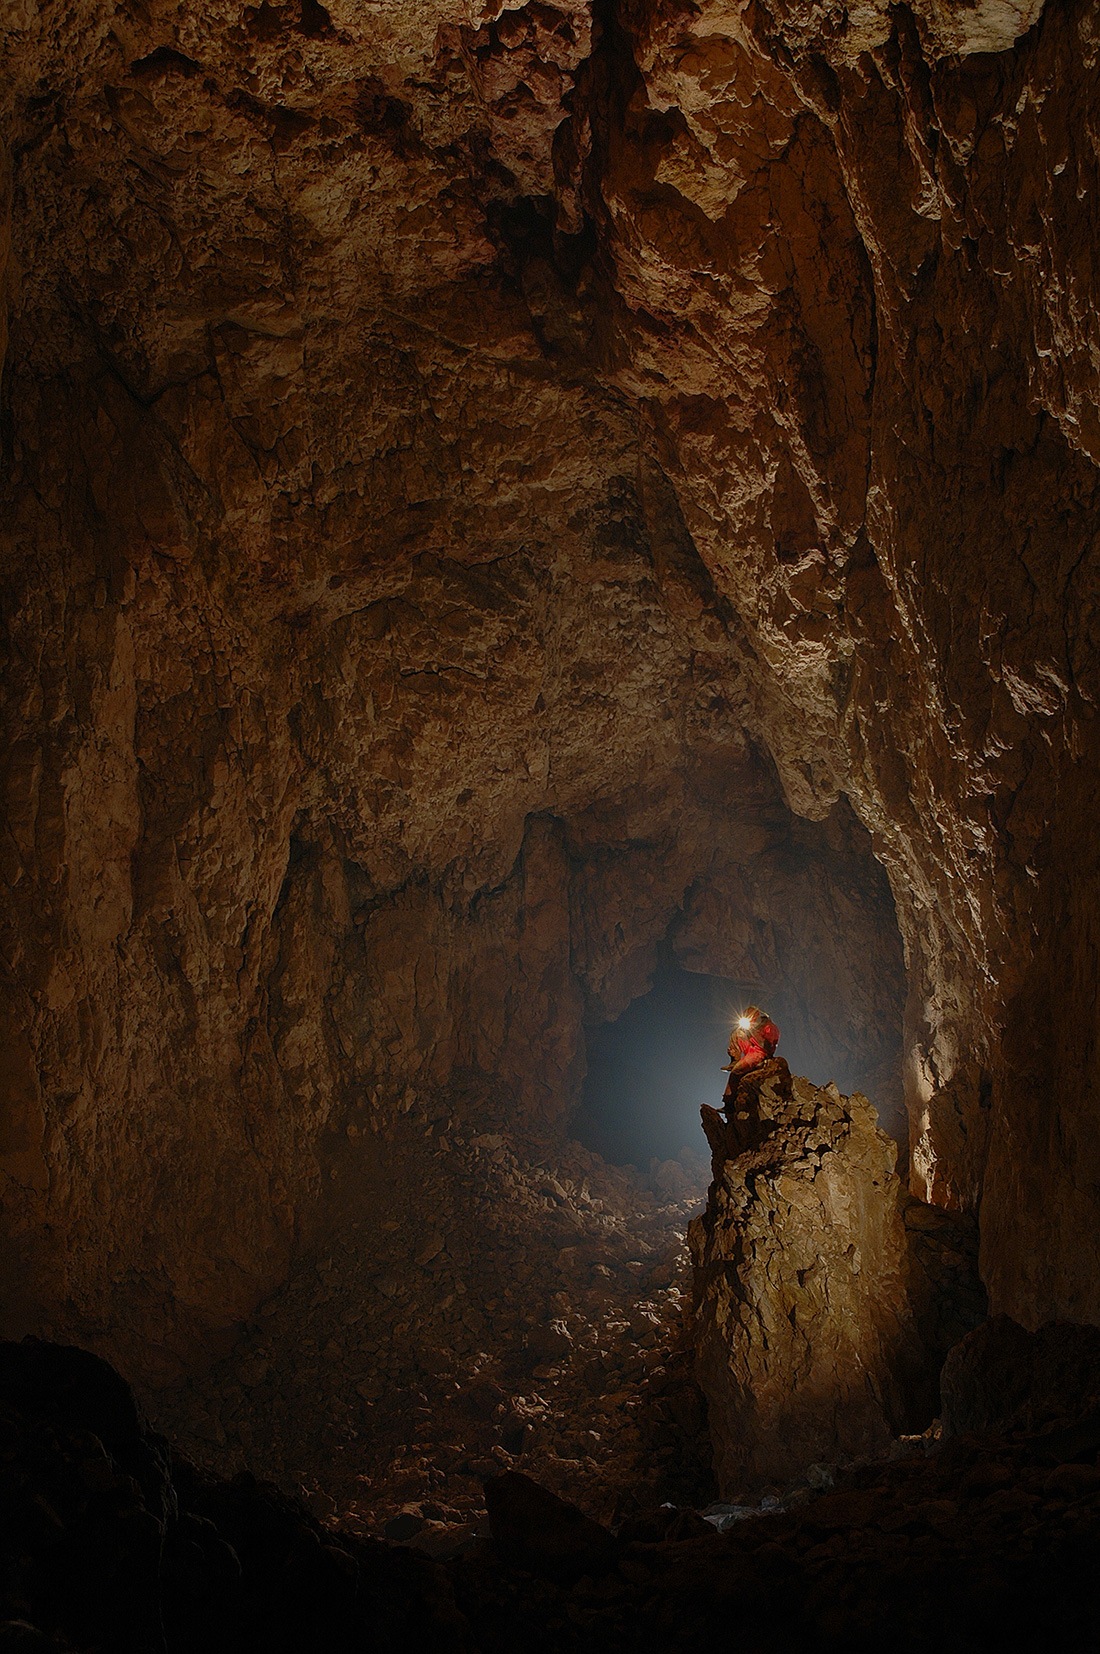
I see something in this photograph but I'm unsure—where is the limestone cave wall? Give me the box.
[1,0,1098,1378]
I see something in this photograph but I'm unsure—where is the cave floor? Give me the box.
[152,1094,714,1539]
[8,1332,1100,1654]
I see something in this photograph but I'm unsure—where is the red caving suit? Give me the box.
[723,1020,781,1107]
[731,1018,780,1070]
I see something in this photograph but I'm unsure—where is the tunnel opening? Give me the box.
[574,899,907,1176]
[572,960,750,1170]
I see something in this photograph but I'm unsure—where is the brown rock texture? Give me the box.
[940,1314,1100,1438]
[690,1061,982,1494]
[598,0,1100,1332]
[1,0,1100,1455]
[153,1102,716,1533]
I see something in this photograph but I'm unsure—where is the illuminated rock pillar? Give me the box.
[691,1065,938,1495]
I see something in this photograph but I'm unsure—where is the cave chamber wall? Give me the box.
[2,0,1100,1379]
[0,333,903,1382]
[593,0,1100,1326]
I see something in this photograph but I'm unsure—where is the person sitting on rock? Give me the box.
[722,1006,780,1108]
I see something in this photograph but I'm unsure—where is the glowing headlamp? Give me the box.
[737,1015,752,1032]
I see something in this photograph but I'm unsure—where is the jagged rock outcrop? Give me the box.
[690,1062,982,1494]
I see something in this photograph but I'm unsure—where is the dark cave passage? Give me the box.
[575,963,741,1168]
[574,957,895,1170]
[6,0,1100,1642]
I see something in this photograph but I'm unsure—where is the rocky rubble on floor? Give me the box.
[4,1327,1100,1653]
[152,1092,715,1535]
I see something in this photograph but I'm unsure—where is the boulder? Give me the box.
[0,1337,171,1519]
[941,1316,1100,1437]
[483,1471,618,1581]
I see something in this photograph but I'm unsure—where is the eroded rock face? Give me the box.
[1,0,1098,1400]
[603,0,1100,1331]
[690,1062,981,1494]
[941,1314,1100,1439]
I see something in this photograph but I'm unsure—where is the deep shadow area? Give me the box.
[576,964,805,1167]
[6,1328,1100,1654]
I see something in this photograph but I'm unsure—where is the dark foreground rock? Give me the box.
[483,1471,618,1582]
[0,1339,472,1654]
[5,1334,1100,1653]
[941,1314,1100,1438]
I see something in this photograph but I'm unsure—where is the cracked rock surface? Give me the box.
[691,1062,985,1494]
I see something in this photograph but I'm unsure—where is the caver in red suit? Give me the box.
[722,1006,780,1105]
